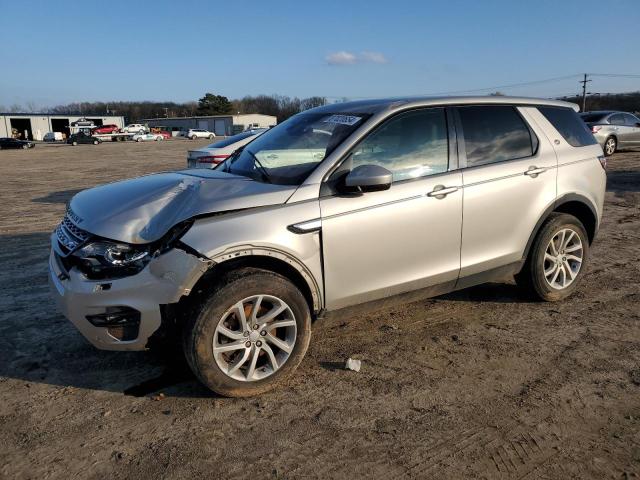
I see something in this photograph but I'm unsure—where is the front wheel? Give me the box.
[208,134,214,139]
[71,141,78,146]
[516,213,589,301]
[93,140,99,145]
[604,136,617,156]
[22,144,28,149]
[136,137,142,142]
[183,268,311,397]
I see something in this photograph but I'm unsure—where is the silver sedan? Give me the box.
[581,110,640,156]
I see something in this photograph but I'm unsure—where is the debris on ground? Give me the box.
[345,358,361,372]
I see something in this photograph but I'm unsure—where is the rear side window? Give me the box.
[609,114,625,126]
[624,113,640,126]
[539,106,598,147]
[457,105,537,167]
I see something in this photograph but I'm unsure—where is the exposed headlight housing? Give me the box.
[69,221,193,280]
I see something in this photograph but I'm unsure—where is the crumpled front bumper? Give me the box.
[48,235,211,351]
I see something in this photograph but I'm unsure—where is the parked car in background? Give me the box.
[158,131,171,139]
[187,128,267,168]
[92,124,120,134]
[49,96,606,397]
[67,132,101,146]
[43,132,64,142]
[187,128,215,140]
[121,124,148,134]
[0,137,35,149]
[132,132,164,142]
[580,110,640,156]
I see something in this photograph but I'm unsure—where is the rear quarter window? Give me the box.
[539,107,597,147]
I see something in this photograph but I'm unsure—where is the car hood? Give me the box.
[68,170,297,244]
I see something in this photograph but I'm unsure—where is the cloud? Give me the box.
[360,51,388,64]
[326,51,357,65]
[325,51,388,66]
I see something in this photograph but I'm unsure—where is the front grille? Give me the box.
[54,213,90,256]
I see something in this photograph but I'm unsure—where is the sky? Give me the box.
[0,0,639,109]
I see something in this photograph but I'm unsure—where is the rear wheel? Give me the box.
[183,268,311,397]
[516,213,589,301]
[208,134,214,139]
[72,141,77,146]
[604,136,617,156]
[136,137,142,142]
[93,140,99,145]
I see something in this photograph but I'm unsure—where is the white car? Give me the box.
[187,128,215,140]
[187,129,267,168]
[121,124,148,134]
[132,133,164,142]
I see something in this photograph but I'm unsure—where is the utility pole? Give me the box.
[580,73,591,112]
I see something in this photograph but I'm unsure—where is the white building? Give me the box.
[0,113,125,140]
[142,113,277,136]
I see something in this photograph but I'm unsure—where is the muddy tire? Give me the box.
[183,268,311,397]
[516,213,589,302]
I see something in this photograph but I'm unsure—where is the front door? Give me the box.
[320,107,463,310]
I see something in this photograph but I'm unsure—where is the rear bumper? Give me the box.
[48,236,211,351]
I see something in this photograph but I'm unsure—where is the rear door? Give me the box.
[623,114,640,144]
[455,105,556,282]
[320,107,463,310]
[609,114,630,146]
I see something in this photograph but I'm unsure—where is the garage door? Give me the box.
[197,120,208,130]
[214,119,226,136]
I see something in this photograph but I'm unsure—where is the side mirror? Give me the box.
[345,164,392,192]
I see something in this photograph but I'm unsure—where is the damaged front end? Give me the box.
[50,214,212,350]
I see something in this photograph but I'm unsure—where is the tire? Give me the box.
[136,137,142,142]
[208,134,214,139]
[93,140,99,145]
[183,268,311,397]
[516,213,589,302]
[156,136,162,141]
[603,136,617,156]
[22,144,28,149]
[72,141,77,146]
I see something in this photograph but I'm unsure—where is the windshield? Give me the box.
[580,113,608,123]
[206,129,265,148]
[218,112,368,185]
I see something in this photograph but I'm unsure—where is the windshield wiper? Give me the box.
[245,149,272,184]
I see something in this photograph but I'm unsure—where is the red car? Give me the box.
[158,131,171,139]
[91,124,120,134]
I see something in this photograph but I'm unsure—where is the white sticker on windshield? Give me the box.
[322,114,362,126]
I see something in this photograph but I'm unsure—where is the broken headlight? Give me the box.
[72,241,153,279]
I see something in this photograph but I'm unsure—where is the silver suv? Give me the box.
[49,96,606,397]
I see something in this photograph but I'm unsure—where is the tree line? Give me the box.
[3,93,329,123]
[4,91,639,121]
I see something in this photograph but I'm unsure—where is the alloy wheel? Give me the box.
[605,137,616,155]
[213,295,297,382]
[543,228,583,290]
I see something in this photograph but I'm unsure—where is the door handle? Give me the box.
[524,166,546,177]
[427,185,458,199]
[266,154,278,159]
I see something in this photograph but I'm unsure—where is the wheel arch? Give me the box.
[522,194,598,264]
[190,248,322,315]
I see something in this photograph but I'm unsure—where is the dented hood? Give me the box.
[69,169,296,244]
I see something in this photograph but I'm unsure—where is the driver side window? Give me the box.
[351,108,449,181]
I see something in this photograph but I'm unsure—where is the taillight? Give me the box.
[198,154,229,164]
[591,125,602,133]
[597,155,606,170]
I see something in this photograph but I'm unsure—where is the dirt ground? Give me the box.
[0,139,638,479]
